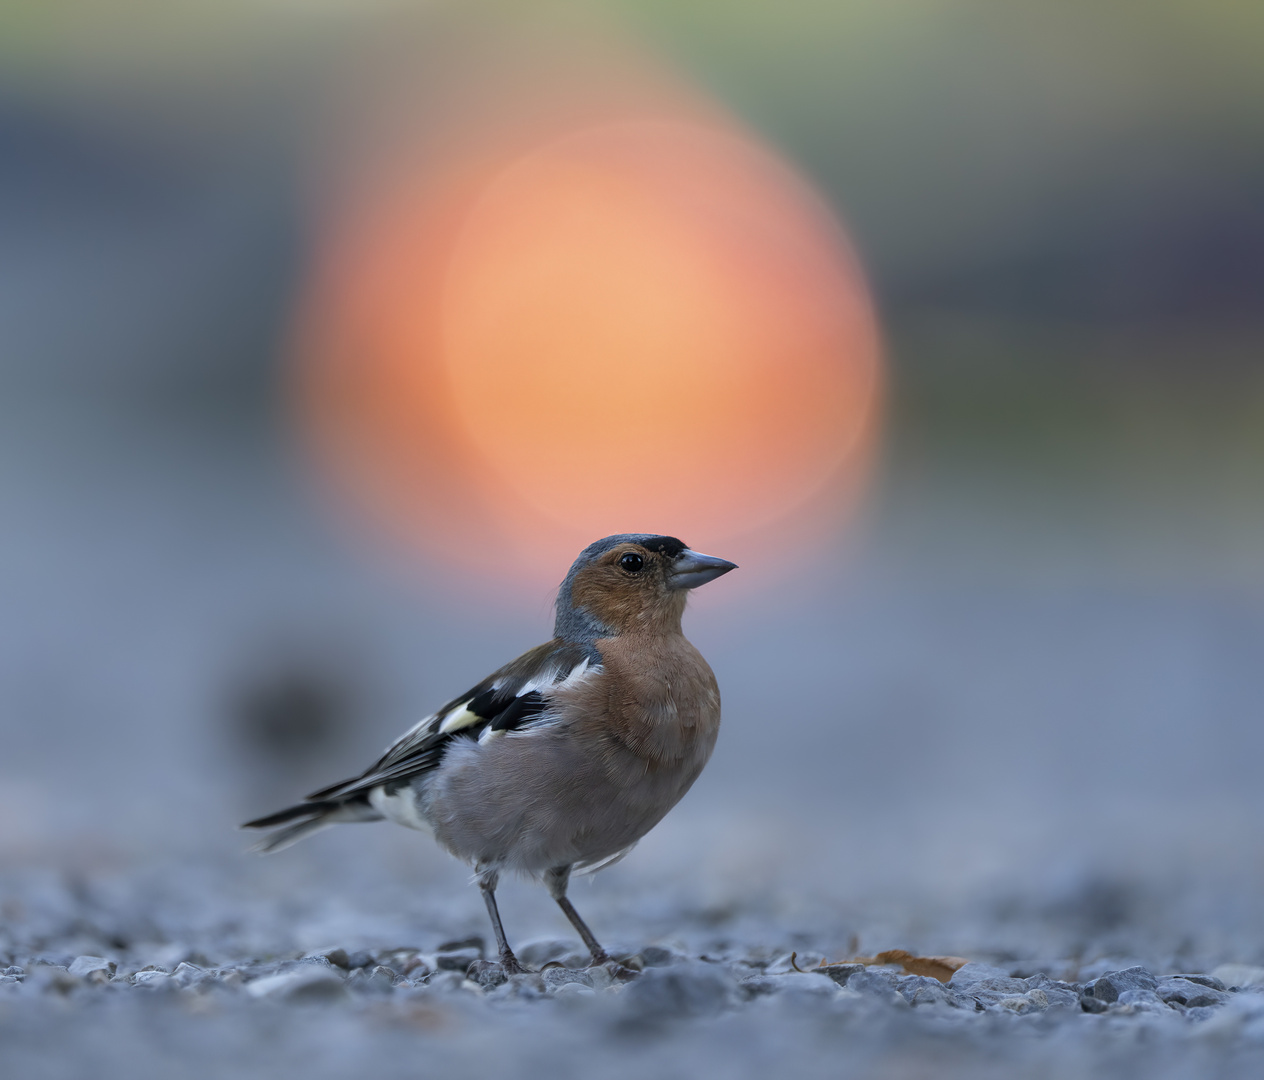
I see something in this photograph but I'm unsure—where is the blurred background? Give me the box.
[2,0,1263,941]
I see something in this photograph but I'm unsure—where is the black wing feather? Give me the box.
[488,692,548,733]
[300,641,591,803]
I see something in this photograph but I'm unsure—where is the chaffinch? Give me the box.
[243,534,736,975]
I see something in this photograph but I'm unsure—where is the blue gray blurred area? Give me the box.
[1,3,1263,1076]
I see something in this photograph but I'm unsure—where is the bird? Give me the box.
[242,534,736,977]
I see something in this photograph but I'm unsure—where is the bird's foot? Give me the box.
[588,953,641,981]
[499,952,532,976]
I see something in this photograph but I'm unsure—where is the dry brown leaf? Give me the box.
[827,949,969,984]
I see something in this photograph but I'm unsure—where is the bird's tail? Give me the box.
[241,797,383,854]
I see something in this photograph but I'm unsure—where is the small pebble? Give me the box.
[246,969,348,1002]
[67,956,115,979]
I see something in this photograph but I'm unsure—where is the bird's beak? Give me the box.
[667,549,738,590]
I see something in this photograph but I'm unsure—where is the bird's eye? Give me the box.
[619,552,644,573]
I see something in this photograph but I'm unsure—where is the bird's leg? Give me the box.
[478,869,529,975]
[545,865,637,978]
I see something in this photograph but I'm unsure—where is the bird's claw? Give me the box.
[589,955,640,981]
[500,954,532,976]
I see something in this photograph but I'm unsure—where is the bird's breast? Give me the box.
[567,632,722,769]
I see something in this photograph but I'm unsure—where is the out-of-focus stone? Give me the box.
[741,972,837,1002]
[28,966,81,995]
[997,990,1046,1014]
[68,956,115,979]
[378,950,427,976]
[437,937,484,954]
[518,939,578,968]
[172,962,208,987]
[637,946,686,969]
[1170,973,1227,991]
[622,963,737,1019]
[131,970,176,991]
[463,961,507,989]
[347,966,397,993]
[398,955,431,978]
[950,963,1027,994]
[542,968,593,991]
[246,968,348,1002]
[501,973,547,1000]
[1212,964,1264,989]
[1116,988,1170,1012]
[436,947,482,972]
[1020,977,1080,1009]
[424,971,469,994]
[765,952,825,975]
[308,948,350,969]
[1007,959,1080,982]
[1084,967,1158,1003]
[848,969,902,999]
[817,963,864,987]
[897,974,960,1008]
[1156,976,1231,1009]
[1077,958,1149,983]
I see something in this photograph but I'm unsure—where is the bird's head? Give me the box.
[555,534,737,642]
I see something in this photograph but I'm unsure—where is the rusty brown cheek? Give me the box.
[568,565,689,637]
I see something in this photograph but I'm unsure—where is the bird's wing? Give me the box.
[303,640,598,801]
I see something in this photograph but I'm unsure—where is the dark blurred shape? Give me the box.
[1043,877,1142,936]
[233,669,346,761]
[227,656,360,801]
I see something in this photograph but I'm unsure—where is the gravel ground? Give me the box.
[5,846,1264,1080]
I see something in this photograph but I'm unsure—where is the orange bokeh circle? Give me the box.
[441,120,877,537]
[291,103,882,585]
